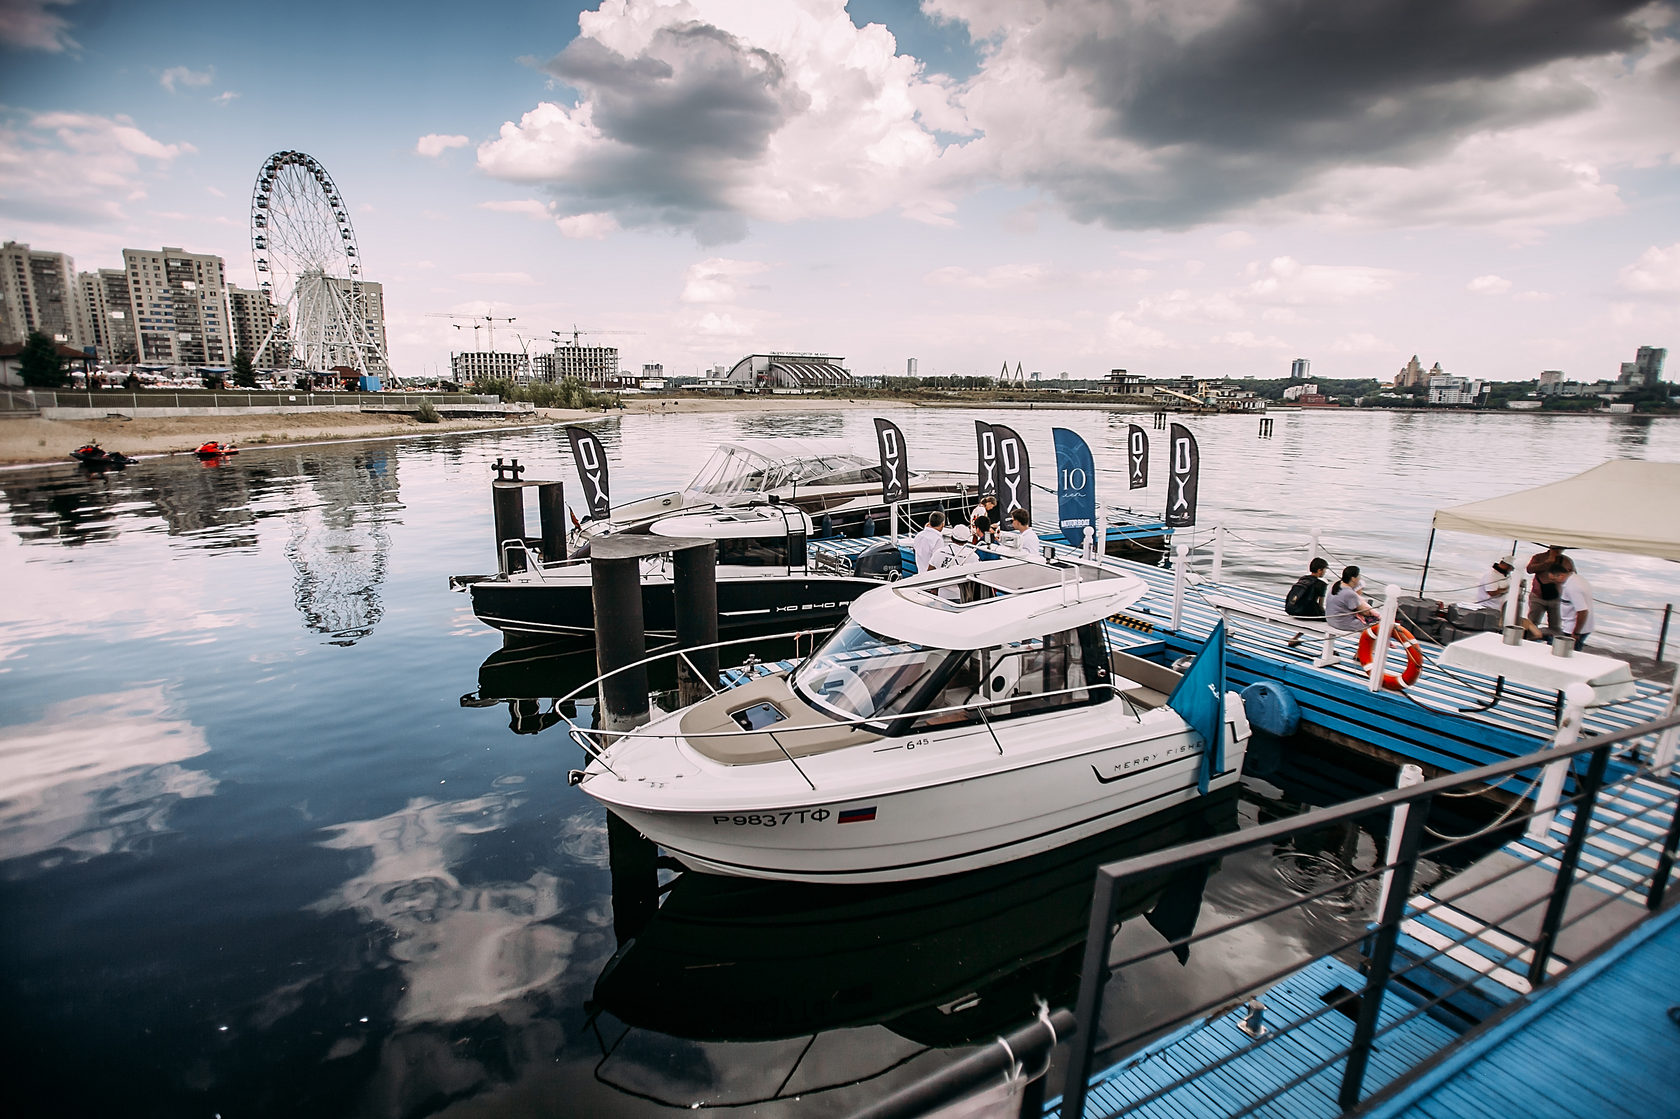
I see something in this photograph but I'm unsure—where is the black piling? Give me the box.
[589,550,650,732]
[536,481,566,562]
[1258,416,1274,438]
[491,457,528,574]
[1153,410,1167,430]
[673,541,720,706]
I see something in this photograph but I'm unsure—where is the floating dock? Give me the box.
[1048,722,1680,1119]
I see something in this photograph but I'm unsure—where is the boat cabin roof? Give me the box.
[849,558,1147,650]
[649,504,814,540]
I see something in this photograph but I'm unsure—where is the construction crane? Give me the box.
[425,313,518,351]
[551,324,643,349]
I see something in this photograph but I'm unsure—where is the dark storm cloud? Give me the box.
[1036,0,1654,228]
[538,22,808,242]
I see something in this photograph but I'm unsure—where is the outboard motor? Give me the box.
[852,540,903,580]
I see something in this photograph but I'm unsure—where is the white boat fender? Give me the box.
[1224,690,1252,743]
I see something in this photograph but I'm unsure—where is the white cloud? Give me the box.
[681,257,771,303]
[923,263,1048,290]
[478,198,552,220]
[555,211,618,239]
[205,185,225,198]
[455,271,537,286]
[479,0,955,240]
[1245,257,1400,304]
[1211,330,1288,350]
[1104,312,1172,350]
[213,90,239,105]
[0,0,77,52]
[415,133,470,158]
[1619,243,1680,296]
[1215,231,1255,249]
[159,65,214,93]
[0,110,194,228]
[1467,274,1512,295]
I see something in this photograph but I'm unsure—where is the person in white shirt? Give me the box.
[1006,508,1041,558]
[1473,558,1514,608]
[932,522,979,598]
[912,511,946,573]
[1557,564,1594,650]
[970,494,999,528]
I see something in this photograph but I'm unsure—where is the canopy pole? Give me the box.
[1417,525,1437,598]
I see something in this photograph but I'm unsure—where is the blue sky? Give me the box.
[4,0,1678,382]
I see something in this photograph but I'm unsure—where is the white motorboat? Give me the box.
[567,556,1249,883]
[579,438,974,542]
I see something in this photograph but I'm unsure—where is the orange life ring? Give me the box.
[1356,623,1423,690]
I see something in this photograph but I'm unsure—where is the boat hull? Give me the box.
[590,716,1248,884]
[470,571,881,638]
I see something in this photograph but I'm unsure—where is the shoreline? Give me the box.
[4,393,1670,468]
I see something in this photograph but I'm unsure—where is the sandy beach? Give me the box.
[0,395,885,467]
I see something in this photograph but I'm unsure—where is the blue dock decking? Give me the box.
[1364,900,1680,1119]
[1062,756,1680,1119]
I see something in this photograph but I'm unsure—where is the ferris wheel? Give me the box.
[249,151,389,374]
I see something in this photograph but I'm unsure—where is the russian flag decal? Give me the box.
[838,805,877,824]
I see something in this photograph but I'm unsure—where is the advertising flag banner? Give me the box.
[873,418,910,503]
[990,424,1033,521]
[975,421,998,502]
[566,425,612,520]
[1165,423,1200,528]
[1126,424,1150,490]
[1052,427,1097,548]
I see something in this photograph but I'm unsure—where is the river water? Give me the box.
[2,407,1676,1118]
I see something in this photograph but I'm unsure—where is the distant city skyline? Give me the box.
[2,0,1676,382]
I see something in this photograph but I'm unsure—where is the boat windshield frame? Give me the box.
[792,620,963,728]
[685,445,878,500]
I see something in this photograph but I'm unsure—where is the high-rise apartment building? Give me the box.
[1618,346,1667,388]
[1290,357,1310,379]
[122,247,232,365]
[325,277,390,372]
[552,344,618,384]
[0,241,80,346]
[74,269,139,361]
[228,285,290,367]
[451,351,529,382]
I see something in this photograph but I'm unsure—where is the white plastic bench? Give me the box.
[1200,592,1357,669]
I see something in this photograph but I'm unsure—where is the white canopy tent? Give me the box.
[1430,460,1680,563]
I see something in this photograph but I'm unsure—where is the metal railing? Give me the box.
[1053,703,1680,1119]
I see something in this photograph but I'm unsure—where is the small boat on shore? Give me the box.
[195,441,237,458]
[567,556,1248,883]
[69,444,137,469]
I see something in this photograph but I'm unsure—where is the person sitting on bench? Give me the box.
[1326,565,1380,633]
[1284,557,1330,648]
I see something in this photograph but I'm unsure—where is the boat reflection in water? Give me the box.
[460,640,604,734]
[585,791,1237,1108]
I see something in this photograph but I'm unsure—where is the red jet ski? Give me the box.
[195,441,238,459]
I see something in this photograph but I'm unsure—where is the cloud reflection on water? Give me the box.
[310,792,575,1026]
[0,685,214,869]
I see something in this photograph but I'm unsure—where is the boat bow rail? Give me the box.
[556,628,1171,793]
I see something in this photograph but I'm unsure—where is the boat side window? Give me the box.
[978,624,1111,721]
[805,464,884,487]
[715,535,788,567]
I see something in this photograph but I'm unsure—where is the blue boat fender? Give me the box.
[1241,680,1300,737]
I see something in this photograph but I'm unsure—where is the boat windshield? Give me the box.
[793,621,961,724]
[686,447,877,498]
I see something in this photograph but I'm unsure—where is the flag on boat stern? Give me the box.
[838,805,877,824]
[1167,620,1227,794]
